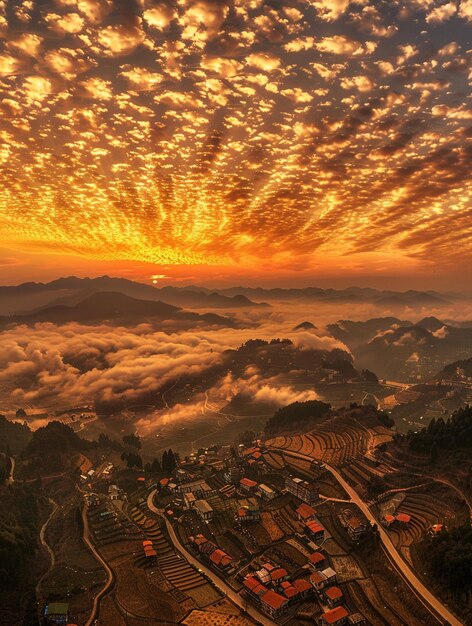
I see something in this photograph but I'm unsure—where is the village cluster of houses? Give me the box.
[189,534,234,573]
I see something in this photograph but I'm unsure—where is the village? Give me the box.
[38,414,466,626]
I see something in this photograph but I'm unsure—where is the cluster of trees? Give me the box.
[121,451,143,469]
[0,484,40,589]
[162,449,177,473]
[123,433,141,449]
[265,400,331,435]
[426,524,472,594]
[407,406,472,454]
[0,415,31,455]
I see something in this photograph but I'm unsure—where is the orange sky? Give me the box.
[0,0,471,289]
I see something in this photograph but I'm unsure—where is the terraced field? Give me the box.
[267,416,392,468]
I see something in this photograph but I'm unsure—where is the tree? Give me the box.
[430,442,439,465]
[162,450,169,473]
[151,457,161,473]
[123,433,141,449]
[239,430,256,446]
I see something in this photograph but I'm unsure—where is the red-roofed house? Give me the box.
[261,590,289,618]
[209,549,233,571]
[293,578,312,599]
[325,586,344,608]
[279,580,299,601]
[270,567,289,583]
[395,513,411,525]
[306,520,325,542]
[244,576,268,599]
[297,503,317,522]
[310,570,327,592]
[320,606,349,626]
[309,551,327,570]
[346,516,367,541]
[240,477,258,493]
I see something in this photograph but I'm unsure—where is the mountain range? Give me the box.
[0,291,236,329]
[0,276,467,316]
[0,276,268,316]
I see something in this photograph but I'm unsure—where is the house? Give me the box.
[143,540,157,559]
[270,567,289,584]
[44,602,69,624]
[306,520,325,542]
[310,570,327,592]
[195,499,213,521]
[261,590,289,618]
[258,483,276,500]
[209,548,233,571]
[108,484,124,500]
[237,497,260,522]
[279,580,299,602]
[382,514,395,527]
[240,477,258,493]
[325,586,343,608]
[320,606,349,626]
[286,475,319,503]
[293,578,312,599]
[297,503,317,522]
[395,513,411,526]
[244,576,268,599]
[346,516,367,541]
[308,551,327,570]
[321,567,337,585]
[220,483,236,498]
[184,492,196,509]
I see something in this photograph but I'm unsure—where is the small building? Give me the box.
[286,475,319,503]
[395,513,411,526]
[297,503,317,522]
[240,477,258,493]
[279,580,299,602]
[321,567,337,585]
[44,602,69,624]
[108,484,124,500]
[308,551,327,570]
[310,570,327,592]
[306,520,325,542]
[184,492,196,509]
[237,497,260,522]
[346,516,367,541]
[270,567,289,584]
[348,613,367,626]
[320,606,349,626]
[261,590,289,618]
[325,586,343,608]
[293,578,312,599]
[258,483,276,500]
[195,499,213,521]
[244,576,268,599]
[209,548,233,571]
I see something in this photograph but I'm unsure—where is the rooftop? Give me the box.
[323,606,349,624]
[261,590,289,610]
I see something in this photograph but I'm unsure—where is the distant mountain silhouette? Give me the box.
[0,276,267,315]
[0,292,236,328]
[203,286,454,308]
[294,321,317,330]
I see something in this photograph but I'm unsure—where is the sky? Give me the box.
[0,0,471,289]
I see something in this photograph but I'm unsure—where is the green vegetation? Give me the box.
[0,415,31,455]
[123,433,141,449]
[265,400,331,435]
[427,524,472,594]
[0,484,41,589]
[407,405,472,453]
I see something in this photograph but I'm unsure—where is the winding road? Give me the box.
[81,498,115,626]
[272,447,464,626]
[36,498,59,600]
